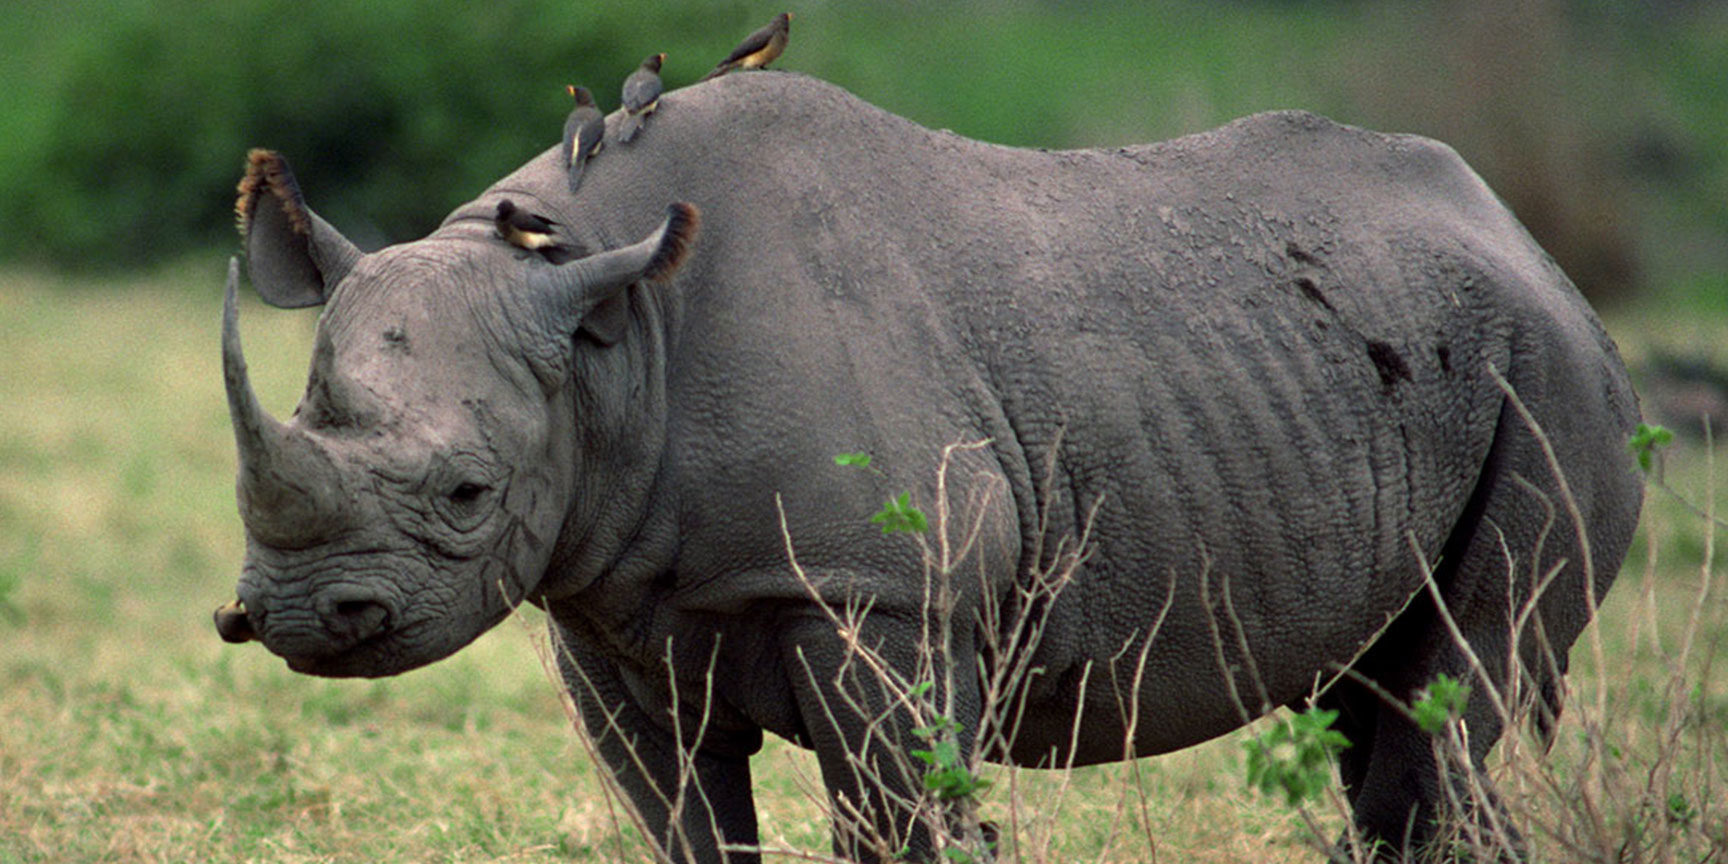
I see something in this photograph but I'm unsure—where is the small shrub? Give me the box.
[1242,707,1351,808]
[911,713,990,802]
[1412,674,1471,735]
[1628,422,1675,475]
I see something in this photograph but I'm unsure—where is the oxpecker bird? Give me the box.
[494,199,562,255]
[562,85,605,194]
[701,12,791,81]
[618,53,666,144]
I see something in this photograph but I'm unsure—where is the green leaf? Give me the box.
[933,738,960,765]
[871,492,929,534]
[913,714,960,740]
[1412,674,1472,734]
[1627,423,1674,474]
[1243,707,1350,807]
[834,452,872,468]
[922,765,990,799]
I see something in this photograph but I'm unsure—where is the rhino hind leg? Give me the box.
[1323,379,1639,861]
[1317,579,1526,859]
[1316,659,1524,861]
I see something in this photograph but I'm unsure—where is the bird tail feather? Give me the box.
[618,113,645,144]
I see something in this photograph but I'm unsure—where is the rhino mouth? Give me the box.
[266,621,407,679]
[215,575,419,677]
[221,585,496,679]
[280,638,395,677]
[271,619,475,678]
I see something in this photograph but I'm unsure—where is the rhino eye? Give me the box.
[447,482,490,505]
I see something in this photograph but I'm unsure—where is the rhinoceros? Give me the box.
[213,72,1643,862]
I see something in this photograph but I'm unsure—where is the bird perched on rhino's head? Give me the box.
[701,12,790,81]
[561,85,605,195]
[494,199,567,261]
[618,53,666,144]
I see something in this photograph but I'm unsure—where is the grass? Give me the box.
[1,265,1724,862]
[0,263,582,862]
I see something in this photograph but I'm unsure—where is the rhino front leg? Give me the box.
[782,610,983,863]
[553,624,761,864]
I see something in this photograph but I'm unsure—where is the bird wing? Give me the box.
[622,72,663,112]
[577,113,605,157]
[717,24,775,66]
[561,114,584,166]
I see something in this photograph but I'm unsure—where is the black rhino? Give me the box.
[214,72,1643,862]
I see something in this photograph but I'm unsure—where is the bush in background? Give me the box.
[3,0,1725,308]
[0,0,744,264]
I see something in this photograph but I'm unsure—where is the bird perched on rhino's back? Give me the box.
[701,12,790,80]
[561,85,605,194]
[618,53,666,144]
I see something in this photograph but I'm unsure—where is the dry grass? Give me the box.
[1,266,1723,862]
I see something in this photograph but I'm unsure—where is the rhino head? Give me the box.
[214,150,697,677]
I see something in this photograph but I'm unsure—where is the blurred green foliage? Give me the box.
[1,0,1725,304]
[0,0,755,264]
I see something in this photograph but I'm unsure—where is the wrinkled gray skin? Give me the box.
[220,73,1643,862]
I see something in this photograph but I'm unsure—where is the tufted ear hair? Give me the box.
[234,149,363,308]
[523,201,701,349]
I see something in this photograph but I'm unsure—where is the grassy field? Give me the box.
[1,263,1724,862]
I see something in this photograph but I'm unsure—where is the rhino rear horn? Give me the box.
[235,149,362,308]
[526,202,701,348]
[221,257,349,547]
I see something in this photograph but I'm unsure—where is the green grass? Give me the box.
[1,267,1723,861]
[0,264,592,862]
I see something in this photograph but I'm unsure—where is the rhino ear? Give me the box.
[526,202,701,348]
[234,149,362,308]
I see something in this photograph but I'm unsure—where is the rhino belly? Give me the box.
[980,299,1501,765]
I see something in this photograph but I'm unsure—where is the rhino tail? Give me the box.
[642,202,701,283]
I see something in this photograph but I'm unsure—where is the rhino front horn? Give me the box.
[221,256,348,548]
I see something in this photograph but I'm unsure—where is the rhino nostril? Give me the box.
[335,600,376,618]
[317,590,390,643]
